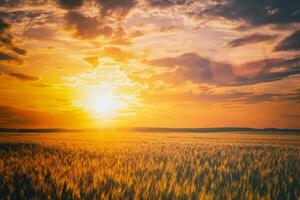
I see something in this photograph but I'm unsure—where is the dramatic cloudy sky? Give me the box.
[0,0,299,128]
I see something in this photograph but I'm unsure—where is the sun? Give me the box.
[76,85,127,119]
[85,90,124,116]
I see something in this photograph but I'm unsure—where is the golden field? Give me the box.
[0,132,299,200]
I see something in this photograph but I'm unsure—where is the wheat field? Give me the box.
[0,132,299,200]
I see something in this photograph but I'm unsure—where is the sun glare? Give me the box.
[86,91,123,116]
[77,85,127,120]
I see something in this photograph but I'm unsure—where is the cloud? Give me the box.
[102,47,135,62]
[1,3,124,40]
[108,27,133,46]
[0,62,39,82]
[202,0,300,26]
[130,30,145,38]
[241,92,299,104]
[0,0,21,7]
[149,0,188,7]
[0,1,136,40]
[235,57,300,85]
[61,0,137,39]
[0,19,27,62]
[274,30,300,51]
[0,105,36,127]
[6,72,40,81]
[282,114,300,119]
[227,33,277,48]
[0,52,20,62]
[0,19,37,82]
[0,19,10,31]
[279,89,300,102]
[83,47,134,66]
[84,56,99,67]
[148,53,300,86]
[23,27,56,40]
[11,47,27,55]
[96,0,136,18]
[149,53,236,85]
[58,0,84,9]
[0,104,91,128]
[0,71,39,81]
[141,90,300,104]
[65,11,112,39]
[141,91,249,103]
[57,0,137,18]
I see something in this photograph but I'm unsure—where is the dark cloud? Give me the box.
[96,0,136,17]
[0,105,90,128]
[148,53,300,86]
[0,52,20,62]
[245,91,300,104]
[0,19,10,30]
[0,1,136,40]
[279,90,300,102]
[0,19,27,62]
[236,57,300,85]
[65,11,112,39]
[0,20,32,82]
[244,93,276,104]
[282,114,300,119]
[0,63,39,82]
[227,33,277,48]
[11,47,27,55]
[6,72,40,81]
[274,30,300,51]
[0,0,53,7]
[0,71,39,81]
[0,105,35,127]
[0,0,21,7]
[0,33,13,46]
[0,10,57,30]
[0,19,12,43]
[61,0,137,39]
[202,0,300,26]
[58,0,83,9]
[0,10,46,20]
[57,0,136,18]
[149,0,188,7]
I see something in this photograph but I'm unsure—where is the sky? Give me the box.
[0,0,299,128]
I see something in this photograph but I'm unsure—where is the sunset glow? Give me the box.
[0,0,299,128]
[77,85,129,119]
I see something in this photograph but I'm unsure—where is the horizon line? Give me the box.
[0,127,300,133]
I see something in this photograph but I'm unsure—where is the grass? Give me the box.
[0,132,299,200]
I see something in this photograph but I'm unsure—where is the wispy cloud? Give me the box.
[227,34,277,48]
[201,0,300,26]
[0,19,27,65]
[148,53,300,86]
[274,30,300,51]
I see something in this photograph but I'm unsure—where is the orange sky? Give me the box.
[0,0,299,128]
